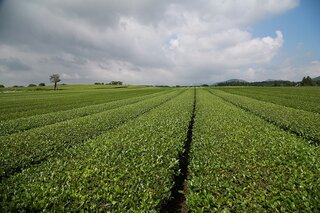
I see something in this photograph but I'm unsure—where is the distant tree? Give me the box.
[50,74,61,90]
[201,84,209,87]
[110,81,123,85]
[156,85,169,87]
[273,81,280,87]
[39,83,45,86]
[301,76,315,86]
[301,77,307,86]
[0,85,4,88]
[28,84,37,87]
[94,82,104,85]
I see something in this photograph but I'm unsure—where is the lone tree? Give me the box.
[50,74,61,90]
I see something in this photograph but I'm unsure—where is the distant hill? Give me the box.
[313,76,320,81]
[214,78,247,84]
[225,79,247,83]
[212,77,320,87]
[264,79,284,82]
[214,79,248,86]
[214,78,297,86]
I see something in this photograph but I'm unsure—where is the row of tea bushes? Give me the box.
[211,89,320,144]
[0,89,195,211]
[220,87,320,114]
[187,89,320,212]
[0,90,171,136]
[0,87,166,121]
[0,90,182,180]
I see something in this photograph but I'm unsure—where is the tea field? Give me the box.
[0,85,319,212]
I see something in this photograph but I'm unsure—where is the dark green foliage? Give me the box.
[0,89,193,211]
[188,89,320,211]
[0,90,180,179]
[219,87,320,113]
[211,89,320,143]
[0,87,166,121]
[0,84,4,88]
[301,76,316,86]
[0,90,170,136]
[216,80,296,86]
[28,84,37,87]
[0,85,320,211]
[156,85,170,87]
[38,83,45,86]
[109,81,123,85]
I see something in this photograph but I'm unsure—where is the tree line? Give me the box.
[1,75,319,89]
[94,81,123,85]
[215,76,320,87]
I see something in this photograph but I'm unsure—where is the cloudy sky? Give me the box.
[0,0,319,86]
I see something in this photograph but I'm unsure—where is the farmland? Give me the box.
[0,85,319,212]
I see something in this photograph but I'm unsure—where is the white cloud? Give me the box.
[238,60,320,82]
[0,0,300,85]
[169,38,179,50]
[61,73,80,80]
[223,31,283,65]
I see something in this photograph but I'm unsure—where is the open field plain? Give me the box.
[0,85,319,212]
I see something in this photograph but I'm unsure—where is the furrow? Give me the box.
[161,88,196,213]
